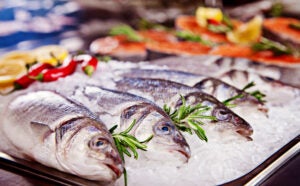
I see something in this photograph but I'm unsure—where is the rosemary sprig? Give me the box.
[110,119,153,160]
[109,25,143,42]
[222,81,266,106]
[163,96,216,142]
[175,30,215,46]
[109,120,153,186]
[242,81,266,102]
[222,94,244,107]
[252,37,292,56]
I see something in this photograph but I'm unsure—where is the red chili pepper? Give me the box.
[74,54,98,76]
[207,19,221,25]
[14,63,53,89]
[39,58,77,82]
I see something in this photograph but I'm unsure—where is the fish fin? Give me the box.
[30,121,53,133]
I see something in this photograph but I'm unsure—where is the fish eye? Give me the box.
[155,122,173,135]
[89,137,108,150]
[214,108,231,121]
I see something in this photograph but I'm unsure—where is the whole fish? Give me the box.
[0,90,123,182]
[219,70,300,105]
[115,68,264,109]
[65,85,191,162]
[150,55,300,88]
[113,77,253,139]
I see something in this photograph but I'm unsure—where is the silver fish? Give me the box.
[114,78,253,139]
[0,90,123,182]
[66,85,191,162]
[115,68,206,86]
[151,55,300,88]
[116,68,264,109]
[219,70,300,105]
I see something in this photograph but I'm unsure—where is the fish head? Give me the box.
[181,92,253,140]
[56,117,123,182]
[211,106,253,139]
[194,78,265,108]
[120,103,190,162]
[151,118,191,161]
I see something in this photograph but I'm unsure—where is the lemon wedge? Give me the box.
[1,51,35,64]
[0,59,27,87]
[196,7,223,27]
[227,16,263,44]
[32,45,69,66]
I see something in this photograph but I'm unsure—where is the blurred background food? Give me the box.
[0,0,299,54]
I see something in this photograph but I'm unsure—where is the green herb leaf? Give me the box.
[109,120,153,186]
[289,23,300,30]
[97,55,112,63]
[270,3,283,17]
[138,19,169,31]
[222,14,234,30]
[207,24,231,33]
[222,81,266,106]
[250,90,266,102]
[123,168,128,186]
[252,37,292,56]
[242,81,255,91]
[109,25,143,42]
[222,94,244,106]
[175,30,215,46]
[163,95,217,142]
[242,81,266,102]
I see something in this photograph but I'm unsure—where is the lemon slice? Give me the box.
[227,16,263,44]
[196,7,223,27]
[0,59,27,87]
[1,51,35,64]
[33,45,69,66]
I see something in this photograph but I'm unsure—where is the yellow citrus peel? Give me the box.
[227,16,263,44]
[0,59,27,88]
[196,7,223,27]
[32,45,69,66]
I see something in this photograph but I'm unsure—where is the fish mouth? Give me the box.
[178,149,191,160]
[172,146,191,160]
[236,128,253,140]
[105,164,123,178]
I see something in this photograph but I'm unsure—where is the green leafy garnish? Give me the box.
[207,24,231,33]
[222,81,266,106]
[175,30,215,46]
[270,2,283,17]
[289,23,300,30]
[222,94,244,107]
[109,25,143,42]
[109,120,153,186]
[110,119,153,160]
[252,37,292,56]
[222,14,234,30]
[97,55,111,63]
[206,14,233,34]
[163,96,216,142]
[242,81,266,103]
[137,19,169,31]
